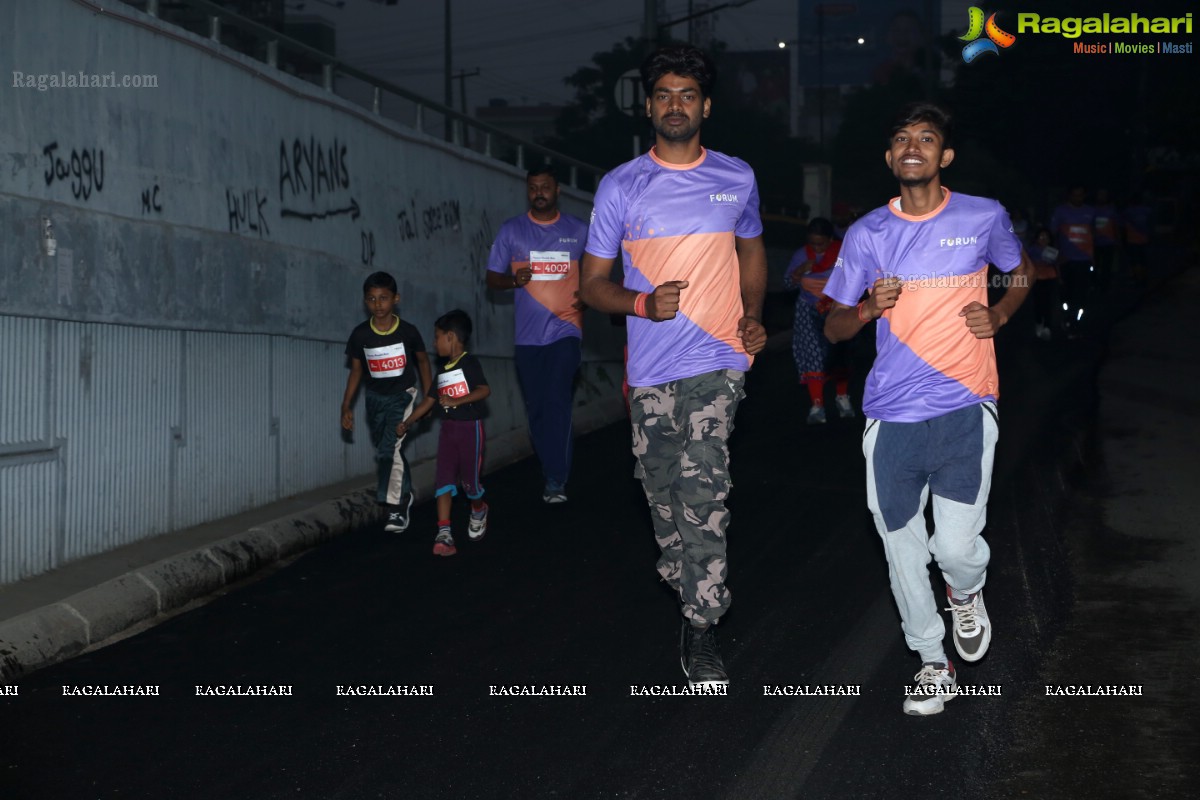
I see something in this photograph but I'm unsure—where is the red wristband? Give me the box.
[856,302,871,323]
[633,292,649,319]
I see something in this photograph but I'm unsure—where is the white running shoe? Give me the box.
[947,588,991,662]
[468,503,489,541]
[834,394,854,418]
[903,661,957,716]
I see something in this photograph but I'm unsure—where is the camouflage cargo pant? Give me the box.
[629,369,746,625]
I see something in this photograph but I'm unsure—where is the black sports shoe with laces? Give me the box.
[680,621,729,687]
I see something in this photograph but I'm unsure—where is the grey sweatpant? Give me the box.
[863,402,999,663]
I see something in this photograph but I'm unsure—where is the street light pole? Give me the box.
[444,0,453,140]
[644,0,658,44]
[817,6,824,150]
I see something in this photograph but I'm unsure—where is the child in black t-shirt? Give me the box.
[340,271,434,532]
[418,309,491,556]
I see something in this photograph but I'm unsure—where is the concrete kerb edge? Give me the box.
[0,486,381,683]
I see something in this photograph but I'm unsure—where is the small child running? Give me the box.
[421,310,491,556]
[340,271,434,532]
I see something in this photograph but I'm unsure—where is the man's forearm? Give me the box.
[579,276,637,314]
[486,271,518,291]
[736,237,767,319]
[825,304,868,343]
[991,256,1035,327]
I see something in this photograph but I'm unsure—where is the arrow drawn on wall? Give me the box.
[280,197,360,221]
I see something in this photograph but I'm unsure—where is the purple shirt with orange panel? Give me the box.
[823,190,1023,423]
[487,211,587,346]
[1049,203,1096,262]
[585,147,762,387]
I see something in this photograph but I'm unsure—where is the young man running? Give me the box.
[580,45,767,687]
[824,102,1033,715]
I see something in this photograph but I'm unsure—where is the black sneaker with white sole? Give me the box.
[680,621,729,687]
[384,494,414,532]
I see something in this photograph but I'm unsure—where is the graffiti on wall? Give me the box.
[43,142,104,200]
[227,187,270,237]
[360,229,375,265]
[466,210,493,270]
[141,184,162,215]
[397,197,465,243]
[278,137,359,221]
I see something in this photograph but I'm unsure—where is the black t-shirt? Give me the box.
[428,353,488,421]
[345,317,426,395]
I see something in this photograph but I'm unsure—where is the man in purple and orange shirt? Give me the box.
[486,167,588,503]
[1092,187,1120,294]
[1050,185,1096,333]
[825,101,1033,716]
[580,45,767,688]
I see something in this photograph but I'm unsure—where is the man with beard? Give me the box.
[579,45,767,687]
[486,167,588,503]
[824,102,1033,715]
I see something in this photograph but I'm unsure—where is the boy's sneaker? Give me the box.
[680,621,728,687]
[903,661,957,716]
[807,405,826,425]
[432,531,456,556]
[542,482,567,504]
[946,588,991,662]
[468,503,489,541]
[834,394,855,418]
[384,494,414,532]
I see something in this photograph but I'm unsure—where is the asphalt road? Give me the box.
[0,292,1109,800]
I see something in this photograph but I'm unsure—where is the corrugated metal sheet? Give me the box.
[2,314,440,587]
[0,457,57,584]
[0,316,57,584]
[174,331,275,529]
[54,322,179,561]
[0,316,49,448]
[273,336,368,496]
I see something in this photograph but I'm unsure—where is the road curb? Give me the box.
[0,487,379,683]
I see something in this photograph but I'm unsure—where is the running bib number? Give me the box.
[438,368,469,398]
[364,342,407,378]
[528,250,571,281]
[1066,224,1092,247]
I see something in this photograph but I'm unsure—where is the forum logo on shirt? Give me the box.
[959,7,1017,62]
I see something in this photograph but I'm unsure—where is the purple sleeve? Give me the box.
[585,175,627,259]
[485,222,512,274]
[987,205,1023,272]
[735,177,764,239]
[822,228,871,306]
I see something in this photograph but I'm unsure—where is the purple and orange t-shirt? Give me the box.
[1049,203,1096,261]
[824,189,1022,423]
[586,147,763,387]
[487,211,587,346]
[1093,204,1120,246]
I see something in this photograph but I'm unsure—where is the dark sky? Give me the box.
[300,0,796,107]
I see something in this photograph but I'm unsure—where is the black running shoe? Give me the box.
[384,494,413,532]
[680,621,729,687]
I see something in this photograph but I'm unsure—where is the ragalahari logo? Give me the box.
[959,7,1017,62]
